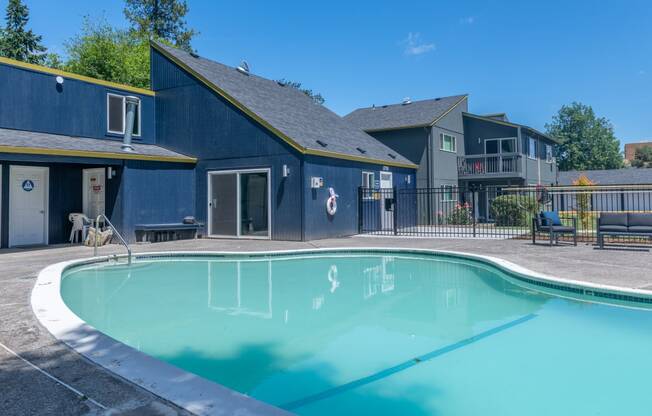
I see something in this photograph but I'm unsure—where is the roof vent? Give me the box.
[435,97,441,101]
[371,104,376,110]
[277,80,286,86]
[316,140,328,147]
[189,51,200,58]
[236,61,250,75]
[388,153,397,159]
[356,147,367,154]
[382,105,388,108]
[402,97,412,105]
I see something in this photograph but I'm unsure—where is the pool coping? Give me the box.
[31,247,652,416]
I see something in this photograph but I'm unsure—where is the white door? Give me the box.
[83,168,106,220]
[9,166,48,247]
[379,172,393,231]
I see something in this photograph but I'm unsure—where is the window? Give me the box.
[545,144,553,163]
[441,185,455,202]
[107,93,141,136]
[362,171,375,188]
[440,133,457,152]
[485,138,516,154]
[528,137,537,159]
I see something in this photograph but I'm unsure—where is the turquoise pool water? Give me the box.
[61,252,652,415]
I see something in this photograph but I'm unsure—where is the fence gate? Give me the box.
[358,185,652,243]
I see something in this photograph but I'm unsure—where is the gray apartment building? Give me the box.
[345,95,559,191]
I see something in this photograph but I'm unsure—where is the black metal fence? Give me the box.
[358,185,652,243]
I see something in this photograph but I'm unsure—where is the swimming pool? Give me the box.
[51,250,652,415]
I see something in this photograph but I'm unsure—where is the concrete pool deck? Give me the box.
[1,237,651,415]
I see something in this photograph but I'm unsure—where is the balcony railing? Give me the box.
[457,153,522,177]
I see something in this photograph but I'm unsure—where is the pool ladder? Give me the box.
[93,214,132,265]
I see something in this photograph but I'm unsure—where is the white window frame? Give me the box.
[362,171,375,188]
[361,171,375,199]
[440,133,457,153]
[528,137,537,160]
[107,93,141,137]
[545,144,553,163]
[441,185,456,202]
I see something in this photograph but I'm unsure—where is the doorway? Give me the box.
[83,168,106,220]
[208,169,271,239]
[9,165,49,247]
[379,171,393,231]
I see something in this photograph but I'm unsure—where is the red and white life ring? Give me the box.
[326,187,339,215]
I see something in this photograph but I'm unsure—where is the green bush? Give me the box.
[490,195,538,227]
[446,202,473,225]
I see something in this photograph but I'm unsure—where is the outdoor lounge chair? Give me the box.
[596,212,652,248]
[532,211,577,246]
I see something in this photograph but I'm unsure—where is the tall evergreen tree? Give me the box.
[0,0,47,64]
[546,102,623,171]
[123,0,196,51]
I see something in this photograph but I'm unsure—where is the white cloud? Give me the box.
[402,32,435,56]
[460,16,476,24]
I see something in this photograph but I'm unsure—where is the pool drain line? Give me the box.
[281,313,537,410]
[0,341,108,410]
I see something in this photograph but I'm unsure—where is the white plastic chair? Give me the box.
[69,213,92,243]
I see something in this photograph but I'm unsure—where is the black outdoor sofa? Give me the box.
[596,212,652,248]
[532,211,577,246]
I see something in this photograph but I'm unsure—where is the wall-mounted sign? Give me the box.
[22,180,34,192]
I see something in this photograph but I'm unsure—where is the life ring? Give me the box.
[326,187,339,215]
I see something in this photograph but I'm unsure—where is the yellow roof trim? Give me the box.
[152,42,416,169]
[0,57,155,96]
[0,145,197,163]
[429,95,469,126]
[463,112,520,128]
[462,112,559,143]
[305,148,417,169]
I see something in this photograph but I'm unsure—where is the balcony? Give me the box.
[457,153,522,178]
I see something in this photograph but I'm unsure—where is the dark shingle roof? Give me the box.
[0,128,196,162]
[462,112,560,144]
[343,95,468,132]
[152,42,415,168]
[558,169,652,185]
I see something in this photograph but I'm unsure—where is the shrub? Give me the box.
[447,202,473,225]
[490,194,538,226]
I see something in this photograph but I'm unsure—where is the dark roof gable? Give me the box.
[151,42,415,168]
[343,95,468,132]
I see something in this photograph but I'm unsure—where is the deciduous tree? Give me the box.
[546,102,622,171]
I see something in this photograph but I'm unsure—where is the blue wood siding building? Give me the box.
[0,43,415,247]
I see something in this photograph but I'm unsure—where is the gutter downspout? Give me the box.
[425,126,432,225]
[122,96,139,152]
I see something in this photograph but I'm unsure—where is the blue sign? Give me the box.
[22,180,34,192]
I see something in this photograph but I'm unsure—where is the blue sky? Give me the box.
[11,0,652,145]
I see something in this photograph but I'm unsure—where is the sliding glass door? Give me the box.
[208,169,270,238]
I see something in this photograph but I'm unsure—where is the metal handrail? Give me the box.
[93,214,132,264]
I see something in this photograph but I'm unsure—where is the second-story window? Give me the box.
[528,137,537,159]
[545,144,554,163]
[440,133,457,153]
[362,171,375,188]
[107,93,141,136]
